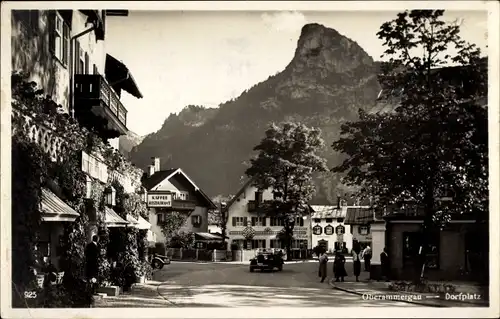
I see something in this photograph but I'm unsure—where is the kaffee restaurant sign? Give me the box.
[147,193,172,207]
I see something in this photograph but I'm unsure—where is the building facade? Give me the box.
[225,180,312,251]
[310,205,353,254]
[142,158,218,246]
[11,9,148,269]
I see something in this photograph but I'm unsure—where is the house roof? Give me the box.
[195,232,224,241]
[136,215,152,230]
[310,205,346,219]
[344,207,374,225]
[105,54,143,99]
[225,177,255,210]
[143,168,216,209]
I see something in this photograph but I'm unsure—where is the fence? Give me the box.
[164,248,312,262]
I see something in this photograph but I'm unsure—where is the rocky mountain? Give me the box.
[130,23,382,203]
[119,130,144,159]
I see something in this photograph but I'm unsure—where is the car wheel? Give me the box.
[152,260,163,269]
[250,267,254,272]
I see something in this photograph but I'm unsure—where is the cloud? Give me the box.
[261,11,307,33]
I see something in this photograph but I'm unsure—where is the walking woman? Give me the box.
[352,244,362,282]
[333,250,347,282]
[318,251,328,283]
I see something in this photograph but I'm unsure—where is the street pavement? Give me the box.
[95,260,425,307]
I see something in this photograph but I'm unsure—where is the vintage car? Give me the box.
[249,252,284,272]
[149,253,171,270]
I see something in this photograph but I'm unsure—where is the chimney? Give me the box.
[151,157,160,172]
[148,165,155,176]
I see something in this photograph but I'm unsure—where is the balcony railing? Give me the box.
[74,74,128,129]
[172,199,197,211]
[12,109,66,162]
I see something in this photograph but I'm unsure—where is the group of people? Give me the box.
[318,243,390,283]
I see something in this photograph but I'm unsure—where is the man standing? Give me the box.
[380,247,390,282]
[362,245,372,271]
[85,235,100,284]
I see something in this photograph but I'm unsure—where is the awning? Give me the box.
[105,207,129,227]
[344,207,374,225]
[136,216,152,230]
[105,54,143,99]
[195,232,223,241]
[126,214,139,228]
[40,188,80,222]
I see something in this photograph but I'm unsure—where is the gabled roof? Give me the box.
[225,177,256,210]
[310,205,346,219]
[143,168,216,209]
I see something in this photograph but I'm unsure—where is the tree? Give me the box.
[159,212,190,247]
[332,10,487,282]
[210,194,234,247]
[245,122,328,260]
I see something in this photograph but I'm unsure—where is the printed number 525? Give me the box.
[24,291,37,299]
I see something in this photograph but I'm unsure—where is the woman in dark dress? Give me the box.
[333,250,347,282]
[352,244,362,282]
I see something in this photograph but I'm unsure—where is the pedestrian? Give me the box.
[333,250,347,282]
[318,250,328,283]
[85,235,100,292]
[362,245,372,271]
[352,243,362,282]
[380,247,390,282]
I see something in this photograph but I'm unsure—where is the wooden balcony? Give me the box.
[12,109,66,162]
[172,199,197,211]
[74,74,128,136]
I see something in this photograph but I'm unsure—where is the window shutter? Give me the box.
[262,240,266,249]
[74,41,80,74]
[243,217,248,226]
[93,64,98,75]
[85,52,89,74]
[63,23,69,65]
[262,217,266,227]
[48,11,55,54]
[232,217,236,227]
[251,217,255,226]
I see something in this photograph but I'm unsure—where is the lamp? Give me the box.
[105,186,116,206]
[138,186,147,203]
[85,175,92,199]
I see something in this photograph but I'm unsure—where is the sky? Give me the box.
[105,10,488,137]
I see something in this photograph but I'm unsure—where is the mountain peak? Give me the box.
[291,23,374,74]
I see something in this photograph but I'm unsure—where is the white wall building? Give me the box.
[310,205,353,254]
[225,180,312,250]
[142,158,217,246]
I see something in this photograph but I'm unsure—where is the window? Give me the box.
[251,240,266,249]
[313,225,322,235]
[291,239,308,249]
[324,225,334,235]
[254,191,263,203]
[335,225,346,235]
[78,46,86,75]
[270,217,284,227]
[314,218,321,223]
[51,11,69,66]
[191,215,202,227]
[251,217,266,226]
[402,232,440,269]
[157,213,164,225]
[295,217,304,227]
[358,225,370,235]
[325,218,333,223]
[93,64,99,75]
[232,217,247,227]
[337,218,344,223]
[270,239,282,249]
[85,52,90,74]
[176,192,189,200]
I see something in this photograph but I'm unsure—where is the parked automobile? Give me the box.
[149,253,171,270]
[249,252,284,272]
